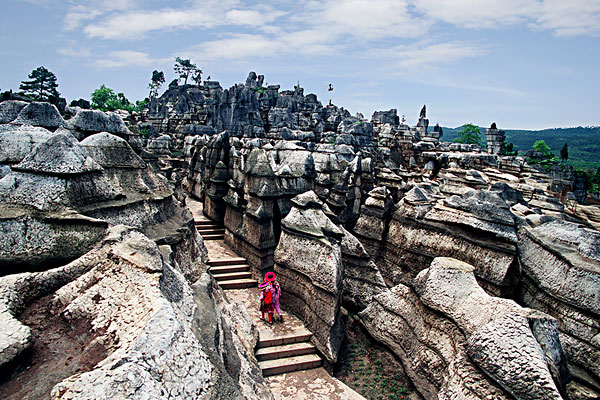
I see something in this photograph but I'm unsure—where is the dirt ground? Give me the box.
[0,293,109,400]
[334,315,423,400]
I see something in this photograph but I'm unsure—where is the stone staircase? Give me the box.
[195,219,225,241]
[186,197,363,398]
[208,257,256,290]
[256,329,322,377]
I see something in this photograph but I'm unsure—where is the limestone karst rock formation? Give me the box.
[2,71,600,399]
[274,191,346,363]
[361,257,568,400]
[152,72,600,399]
[0,100,272,399]
[0,226,271,399]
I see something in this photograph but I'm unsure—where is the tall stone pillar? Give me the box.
[485,123,506,155]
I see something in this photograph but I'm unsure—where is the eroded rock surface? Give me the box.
[274,191,345,363]
[361,257,568,400]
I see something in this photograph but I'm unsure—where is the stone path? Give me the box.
[186,197,365,399]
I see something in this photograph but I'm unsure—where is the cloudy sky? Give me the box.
[1,0,599,129]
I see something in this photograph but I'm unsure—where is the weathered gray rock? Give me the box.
[361,257,568,400]
[340,226,387,309]
[66,109,129,136]
[414,257,568,400]
[12,102,64,129]
[0,100,28,124]
[274,191,344,362]
[147,134,172,155]
[0,224,269,399]
[0,133,118,212]
[81,132,146,169]
[519,218,600,389]
[0,207,108,270]
[360,284,511,400]
[0,125,54,164]
[13,131,102,175]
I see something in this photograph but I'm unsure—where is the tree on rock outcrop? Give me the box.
[532,140,553,157]
[148,70,165,98]
[19,66,60,102]
[91,84,133,112]
[174,57,200,85]
[455,123,481,145]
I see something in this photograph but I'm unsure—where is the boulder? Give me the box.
[0,125,54,164]
[66,109,129,136]
[12,102,64,129]
[0,100,28,124]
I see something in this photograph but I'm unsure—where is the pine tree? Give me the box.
[19,66,60,102]
[174,57,199,85]
[148,70,165,98]
[560,143,569,162]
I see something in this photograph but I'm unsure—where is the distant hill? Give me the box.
[441,125,600,171]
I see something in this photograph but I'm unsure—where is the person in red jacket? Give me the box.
[259,272,276,323]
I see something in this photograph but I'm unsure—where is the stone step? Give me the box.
[195,219,219,226]
[208,258,248,267]
[197,228,225,234]
[255,342,317,362]
[202,234,225,240]
[209,264,250,274]
[257,329,313,348]
[212,271,252,281]
[218,278,257,290]
[195,224,223,230]
[258,354,322,377]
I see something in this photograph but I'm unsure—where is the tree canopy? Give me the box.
[19,66,60,102]
[454,123,481,145]
[532,140,553,157]
[174,57,201,85]
[148,70,165,98]
[91,84,146,112]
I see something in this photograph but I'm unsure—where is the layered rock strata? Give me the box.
[273,191,345,363]
[519,218,600,393]
[0,225,271,399]
[361,257,569,400]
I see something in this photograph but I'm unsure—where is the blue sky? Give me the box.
[1,0,599,129]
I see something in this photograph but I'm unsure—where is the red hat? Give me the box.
[264,272,277,282]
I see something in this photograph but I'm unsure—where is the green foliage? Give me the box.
[91,84,134,112]
[148,70,165,98]
[455,123,481,145]
[138,127,151,138]
[560,142,569,162]
[532,140,553,156]
[502,141,516,156]
[134,99,148,112]
[19,66,60,102]
[174,57,201,85]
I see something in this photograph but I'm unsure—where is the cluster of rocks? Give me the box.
[167,73,599,399]
[0,100,273,399]
[1,70,599,400]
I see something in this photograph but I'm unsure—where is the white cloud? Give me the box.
[82,3,286,40]
[297,0,432,39]
[372,41,486,70]
[408,0,600,36]
[63,0,137,31]
[93,50,166,69]
[536,0,600,37]
[189,34,283,60]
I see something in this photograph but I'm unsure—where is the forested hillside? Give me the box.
[442,126,600,170]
